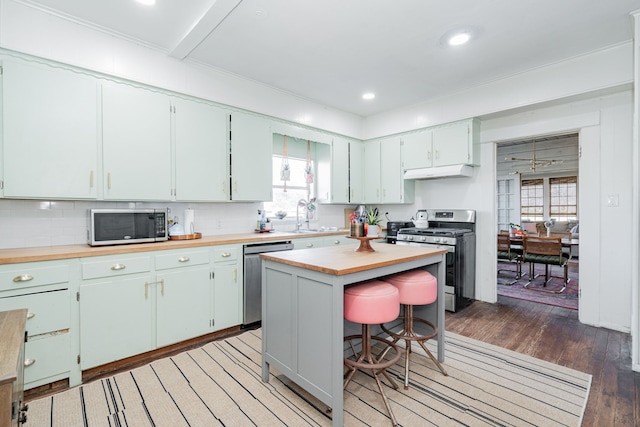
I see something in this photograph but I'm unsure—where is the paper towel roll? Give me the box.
[184,209,195,234]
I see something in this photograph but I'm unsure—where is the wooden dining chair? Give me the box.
[497,233,521,285]
[522,235,569,293]
[549,231,573,258]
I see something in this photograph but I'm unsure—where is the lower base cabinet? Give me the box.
[79,250,213,370]
[0,261,74,391]
[212,245,242,331]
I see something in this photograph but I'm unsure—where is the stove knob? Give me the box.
[434,237,441,243]
[408,235,413,241]
[419,236,427,242]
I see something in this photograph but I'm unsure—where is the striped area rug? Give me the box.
[25,330,590,426]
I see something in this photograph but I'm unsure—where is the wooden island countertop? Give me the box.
[261,242,447,275]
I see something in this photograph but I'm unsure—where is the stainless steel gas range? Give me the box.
[396,209,476,312]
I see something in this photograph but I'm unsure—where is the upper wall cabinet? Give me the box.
[102,82,172,200]
[173,99,229,201]
[317,137,350,204]
[230,111,272,201]
[349,141,365,204]
[363,138,414,204]
[402,118,480,170]
[1,60,99,199]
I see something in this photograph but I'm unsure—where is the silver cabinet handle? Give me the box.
[178,256,190,263]
[111,263,126,271]
[221,252,231,258]
[13,274,33,283]
[306,243,314,248]
[90,170,94,188]
[24,358,36,367]
[27,312,35,319]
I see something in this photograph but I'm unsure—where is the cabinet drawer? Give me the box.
[81,255,151,279]
[155,250,209,270]
[0,289,70,336]
[24,331,70,389]
[212,246,239,263]
[0,263,69,292]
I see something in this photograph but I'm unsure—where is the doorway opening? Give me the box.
[496,133,579,310]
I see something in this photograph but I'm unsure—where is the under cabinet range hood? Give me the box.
[403,164,473,180]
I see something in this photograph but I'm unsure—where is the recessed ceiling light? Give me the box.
[362,93,375,100]
[440,26,480,48]
[448,32,471,46]
[136,0,156,6]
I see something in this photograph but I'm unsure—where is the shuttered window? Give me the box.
[521,179,544,221]
[550,176,577,220]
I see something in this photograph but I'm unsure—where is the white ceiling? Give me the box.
[23,0,638,117]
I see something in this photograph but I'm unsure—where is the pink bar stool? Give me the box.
[344,280,402,426]
[380,269,447,389]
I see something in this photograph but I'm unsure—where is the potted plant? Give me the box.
[366,207,380,236]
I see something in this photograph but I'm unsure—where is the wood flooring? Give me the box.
[446,295,640,426]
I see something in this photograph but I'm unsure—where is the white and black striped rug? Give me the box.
[25,330,590,426]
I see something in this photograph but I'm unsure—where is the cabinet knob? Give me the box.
[27,312,35,319]
[306,243,314,248]
[110,263,126,271]
[24,358,36,367]
[13,274,33,283]
[333,240,340,245]
[178,256,190,263]
[221,252,231,257]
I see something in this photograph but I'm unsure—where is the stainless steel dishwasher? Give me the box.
[243,240,294,326]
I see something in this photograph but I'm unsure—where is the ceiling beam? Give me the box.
[169,0,243,60]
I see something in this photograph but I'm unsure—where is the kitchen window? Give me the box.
[263,155,314,217]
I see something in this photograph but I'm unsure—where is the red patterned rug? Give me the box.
[497,260,579,310]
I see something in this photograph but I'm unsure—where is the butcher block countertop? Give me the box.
[260,242,447,275]
[0,230,349,265]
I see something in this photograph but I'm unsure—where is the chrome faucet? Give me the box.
[296,199,307,231]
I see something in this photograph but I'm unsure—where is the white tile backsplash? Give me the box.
[0,199,353,250]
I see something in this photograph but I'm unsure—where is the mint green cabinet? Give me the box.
[155,249,212,346]
[230,112,272,201]
[79,249,213,369]
[402,119,480,169]
[402,128,432,170]
[102,82,172,200]
[0,260,76,390]
[1,59,98,199]
[349,141,365,203]
[173,99,229,201]
[317,138,350,203]
[364,140,382,202]
[79,254,154,369]
[211,245,242,331]
[381,137,414,203]
[363,138,414,204]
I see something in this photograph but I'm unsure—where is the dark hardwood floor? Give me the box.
[446,295,640,426]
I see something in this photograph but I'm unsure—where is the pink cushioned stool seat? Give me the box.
[383,270,437,306]
[344,279,400,324]
[343,280,401,426]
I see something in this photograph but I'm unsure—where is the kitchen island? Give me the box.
[260,243,447,427]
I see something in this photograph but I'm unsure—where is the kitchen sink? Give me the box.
[292,227,340,234]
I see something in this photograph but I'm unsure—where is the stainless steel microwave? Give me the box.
[88,209,168,246]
